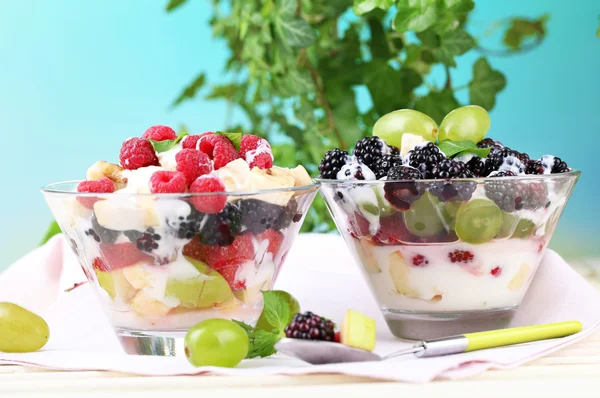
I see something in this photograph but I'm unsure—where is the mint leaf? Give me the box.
[261,290,291,335]
[232,320,280,359]
[215,131,242,151]
[437,140,491,158]
[149,132,188,153]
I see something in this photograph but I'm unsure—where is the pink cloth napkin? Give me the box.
[0,233,599,382]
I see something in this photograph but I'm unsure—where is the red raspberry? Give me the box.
[149,171,187,194]
[189,175,227,213]
[99,243,153,270]
[198,134,225,157]
[175,149,212,186]
[412,254,429,267]
[240,135,273,169]
[448,250,475,263]
[491,266,502,277]
[213,139,240,170]
[183,233,255,267]
[142,125,177,141]
[259,229,284,255]
[182,132,214,150]
[77,177,115,209]
[119,138,159,170]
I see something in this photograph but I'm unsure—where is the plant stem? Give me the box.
[444,66,452,90]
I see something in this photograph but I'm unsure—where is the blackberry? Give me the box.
[404,142,446,178]
[353,137,389,171]
[87,215,120,243]
[477,138,503,148]
[372,154,403,179]
[466,156,487,177]
[197,203,242,246]
[338,161,370,180]
[239,199,285,234]
[318,148,349,179]
[275,200,299,230]
[484,147,526,176]
[526,160,545,175]
[167,207,202,240]
[484,171,549,212]
[527,156,570,174]
[429,159,477,202]
[284,311,335,342]
[383,166,424,211]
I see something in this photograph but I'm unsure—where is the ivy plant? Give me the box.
[163,0,547,232]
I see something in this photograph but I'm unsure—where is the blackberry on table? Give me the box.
[197,203,242,246]
[484,171,549,212]
[239,199,285,234]
[383,166,425,211]
[404,142,446,178]
[284,311,335,342]
[429,159,477,202]
[373,154,403,179]
[353,137,389,171]
[318,148,349,179]
[87,215,120,244]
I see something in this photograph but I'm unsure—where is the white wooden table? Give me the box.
[2,259,600,397]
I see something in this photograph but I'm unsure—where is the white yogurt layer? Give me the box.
[157,143,183,171]
[352,238,542,312]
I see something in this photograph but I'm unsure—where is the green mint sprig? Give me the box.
[148,132,189,153]
[437,139,492,158]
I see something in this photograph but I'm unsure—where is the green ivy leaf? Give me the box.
[149,132,189,153]
[368,18,390,59]
[277,17,316,48]
[393,0,438,33]
[416,29,440,49]
[171,73,205,107]
[215,131,242,151]
[353,0,395,16]
[437,140,491,158]
[165,0,188,12]
[333,96,364,145]
[444,0,474,14]
[469,57,507,110]
[277,0,296,19]
[435,29,475,67]
[503,15,548,51]
[414,90,460,125]
[272,71,313,97]
[40,221,62,246]
[365,60,422,115]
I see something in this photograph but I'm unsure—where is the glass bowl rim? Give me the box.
[315,169,581,185]
[41,180,321,198]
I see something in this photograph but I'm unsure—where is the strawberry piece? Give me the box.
[183,233,255,267]
[259,229,284,255]
[99,243,153,270]
[211,259,247,291]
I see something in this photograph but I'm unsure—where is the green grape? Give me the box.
[499,213,536,239]
[372,109,438,147]
[255,291,300,332]
[439,105,491,143]
[185,319,249,368]
[403,192,447,237]
[455,199,503,244]
[0,302,50,353]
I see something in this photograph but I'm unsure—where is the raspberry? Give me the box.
[183,233,254,267]
[491,266,502,277]
[353,137,390,171]
[142,125,177,142]
[449,250,474,263]
[198,134,225,158]
[189,175,227,214]
[248,152,273,169]
[149,171,187,193]
[285,311,335,342]
[239,135,273,169]
[213,139,240,170]
[99,242,153,270]
[412,254,429,267]
[77,177,115,209]
[318,148,349,179]
[259,229,284,255]
[175,149,212,186]
[182,132,214,150]
[119,137,159,170]
[383,166,424,211]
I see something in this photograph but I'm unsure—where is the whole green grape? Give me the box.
[403,192,446,237]
[373,109,438,147]
[0,302,50,353]
[455,199,503,244]
[439,105,491,143]
[184,319,249,368]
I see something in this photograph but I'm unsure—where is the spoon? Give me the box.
[274,320,582,365]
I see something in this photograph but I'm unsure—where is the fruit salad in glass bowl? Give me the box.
[42,126,318,355]
[317,107,580,340]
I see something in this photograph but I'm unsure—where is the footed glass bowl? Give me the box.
[319,172,580,340]
[43,181,318,355]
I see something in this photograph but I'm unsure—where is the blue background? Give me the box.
[0,0,598,268]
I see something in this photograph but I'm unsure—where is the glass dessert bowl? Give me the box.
[42,126,318,355]
[317,106,580,340]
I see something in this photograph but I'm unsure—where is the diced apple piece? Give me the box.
[164,278,206,308]
[357,239,381,274]
[122,262,156,290]
[197,273,234,308]
[95,269,137,301]
[129,290,173,317]
[508,263,531,291]
[341,309,376,352]
[233,279,269,307]
[96,270,116,299]
[389,251,416,297]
